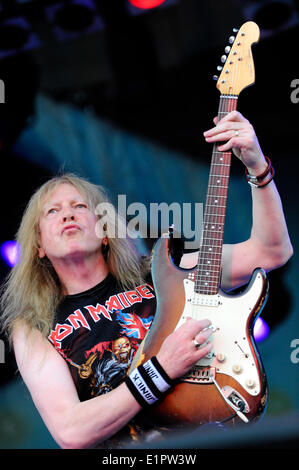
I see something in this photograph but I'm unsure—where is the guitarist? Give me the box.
[1,111,293,448]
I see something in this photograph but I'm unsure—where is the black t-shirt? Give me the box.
[48,272,156,402]
[48,272,160,447]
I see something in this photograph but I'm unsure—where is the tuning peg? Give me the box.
[221,55,227,63]
[224,46,231,54]
[213,75,218,81]
[217,65,223,71]
[233,28,239,33]
[229,36,235,44]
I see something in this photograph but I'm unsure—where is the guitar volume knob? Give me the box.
[232,364,242,374]
[216,353,226,362]
[245,379,255,389]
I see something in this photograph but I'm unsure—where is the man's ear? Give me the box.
[38,245,46,258]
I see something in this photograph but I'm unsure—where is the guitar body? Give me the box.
[130,237,268,427]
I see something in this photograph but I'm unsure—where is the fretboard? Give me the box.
[195,95,238,294]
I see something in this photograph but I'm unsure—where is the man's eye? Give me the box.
[76,204,87,209]
[47,208,57,214]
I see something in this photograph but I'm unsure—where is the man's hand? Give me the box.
[203,110,267,176]
[156,318,214,380]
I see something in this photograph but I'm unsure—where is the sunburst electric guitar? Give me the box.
[130,21,268,428]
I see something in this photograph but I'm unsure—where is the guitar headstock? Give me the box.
[215,21,260,96]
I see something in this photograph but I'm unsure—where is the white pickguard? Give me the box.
[174,272,266,396]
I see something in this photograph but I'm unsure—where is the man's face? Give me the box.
[38,183,104,262]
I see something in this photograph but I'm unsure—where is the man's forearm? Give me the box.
[59,383,142,449]
[250,179,293,264]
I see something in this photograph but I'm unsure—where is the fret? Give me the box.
[196,268,221,274]
[197,279,221,284]
[197,273,220,278]
[209,174,229,178]
[196,284,219,290]
[199,257,222,262]
[199,249,222,255]
[198,254,222,259]
[205,213,225,219]
[196,282,219,288]
[204,218,225,223]
[206,196,227,200]
[208,185,228,190]
[211,163,230,167]
[202,231,224,236]
[198,266,223,277]
[202,234,223,238]
[201,237,223,242]
[196,280,219,285]
[212,151,231,157]
[206,195,228,200]
[206,204,226,208]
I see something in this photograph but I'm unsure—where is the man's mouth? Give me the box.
[61,224,81,235]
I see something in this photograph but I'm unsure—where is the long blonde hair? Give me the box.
[0,174,150,344]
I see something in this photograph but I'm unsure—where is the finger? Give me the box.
[195,341,213,359]
[218,138,242,152]
[180,318,212,336]
[213,116,218,125]
[204,121,243,138]
[194,327,214,344]
[204,124,242,140]
[197,319,212,331]
[219,110,246,123]
[205,130,241,143]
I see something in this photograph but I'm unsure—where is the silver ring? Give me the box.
[193,338,200,347]
[234,130,239,137]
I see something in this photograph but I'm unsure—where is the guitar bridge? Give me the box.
[181,366,216,384]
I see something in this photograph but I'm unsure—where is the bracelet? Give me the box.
[125,356,174,408]
[245,156,274,188]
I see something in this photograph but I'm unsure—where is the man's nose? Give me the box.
[62,209,76,222]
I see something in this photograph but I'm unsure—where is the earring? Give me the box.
[102,236,109,255]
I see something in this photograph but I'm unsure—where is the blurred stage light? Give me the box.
[0,241,20,267]
[45,0,104,40]
[0,17,40,59]
[128,0,166,8]
[254,1,293,29]
[253,317,270,342]
[241,0,298,37]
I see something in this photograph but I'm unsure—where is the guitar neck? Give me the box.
[195,95,238,295]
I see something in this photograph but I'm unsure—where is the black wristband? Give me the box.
[125,356,174,408]
[125,369,158,407]
[147,356,175,389]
